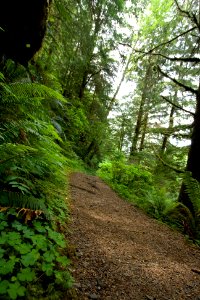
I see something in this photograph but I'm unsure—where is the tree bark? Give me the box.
[160,105,175,153]
[129,64,151,158]
[178,83,200,212]
[139,112,148,152]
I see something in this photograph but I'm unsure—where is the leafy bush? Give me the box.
[0,67,74,299]
[0,209,73,300]
[97,159,153,200]
[134,187,176,219]
[98,159,181,223]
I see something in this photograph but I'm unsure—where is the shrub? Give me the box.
[97,159,153,200]
[0,209,73,300]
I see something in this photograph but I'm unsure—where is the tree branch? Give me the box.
[134,50,200,63]
[118,42,132,48]
[154,149,184,173]
[174,0,192,19]
[161,95,195,116]
[136,26,197,55]
[174,0,200,30]
[157,66,198,95]
[85,69,102,85]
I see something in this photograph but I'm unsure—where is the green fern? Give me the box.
[182,172,200,213]
[0,191,48,214]
[0,67,67,214]
[0,82,67,104]
[164,173,200,239]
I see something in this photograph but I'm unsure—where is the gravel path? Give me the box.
[67,172,200,300]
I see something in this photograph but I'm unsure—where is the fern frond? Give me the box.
[0,72,4,81]
[182,172,200,214]
[0,191,48,215]
[1,82,67,104]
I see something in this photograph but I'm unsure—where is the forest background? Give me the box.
[0,0,200,299]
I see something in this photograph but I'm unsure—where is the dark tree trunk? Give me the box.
[129,88,147,157]
[78,71,88,100]
[178,86,200,212]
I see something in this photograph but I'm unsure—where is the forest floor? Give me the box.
[67,172,200,300]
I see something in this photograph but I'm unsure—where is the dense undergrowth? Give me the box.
[97,156,200,242]
[0,65,82,299]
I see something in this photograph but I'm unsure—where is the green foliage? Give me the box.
[135,187,176,219]
[167,172,200,239]
[183,172,200,215]
[97,158,185,226]
[149,172,200,240]
[0,64,74,299]
[0,209,73,299]
[97,158,153,200]
[0,68,69,212]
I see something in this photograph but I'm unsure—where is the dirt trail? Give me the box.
[68,172,200,300]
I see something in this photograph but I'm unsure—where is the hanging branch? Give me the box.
[157,66,198,95]
[161,95,195,116]
[153,147,184,174]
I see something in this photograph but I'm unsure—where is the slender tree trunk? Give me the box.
[118,120,125,151]
[129,95,146,156]
[78,70,88,99]
[139,112,148,152]
[160,105,175,153]
[107,54,131,114]
[129,59,153,158]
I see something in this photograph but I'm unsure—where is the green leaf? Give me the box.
[0,280,9,294]
[7,281,26,299]
[0,232,8,244]
[0,213,7,221]
[43,251,55,262]
[14,243,32,254]
[42,262,54,276]
[56,255,70,267]
[11,276,17,282]
[30,234,48,250]
[23,228,35,238]
[47,229,66,247]
[21,249,40,267]
[17,267,36,282]
[7,232,22,246]
[0,258,15,275]
[33,221,47,233]
[0,221,8,230]
[0,248,5,258]
[12,220,26,231]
